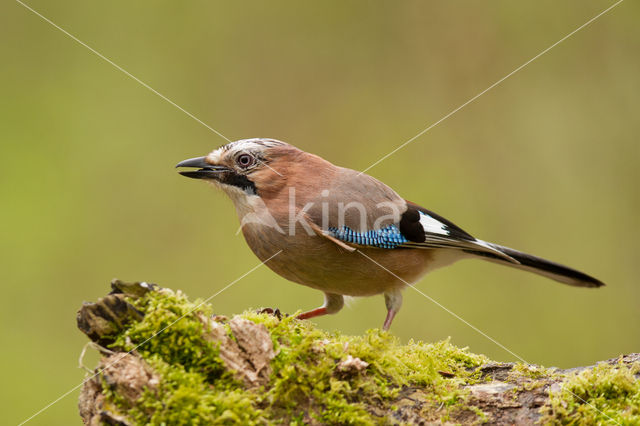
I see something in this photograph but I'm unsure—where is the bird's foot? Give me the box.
[256,307,284,320]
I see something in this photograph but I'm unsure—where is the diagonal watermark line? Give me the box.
[359,0,624,176]
[18,250,282,426]
[356,250,527,361]
[356,249,621,426]
[16,0,232,143]
[257,158,283,177]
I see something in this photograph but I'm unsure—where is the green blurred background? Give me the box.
[1,1,638,423]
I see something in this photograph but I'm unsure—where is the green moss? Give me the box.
[542,361,640,425]
[100,288,489,424]
[111,289,228,383]
[246,312,487,424]
[137,356,265,425]
[510,362,552,380]
[85,287,640,424]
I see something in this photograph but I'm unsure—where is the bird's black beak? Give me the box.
[176,156,230,180]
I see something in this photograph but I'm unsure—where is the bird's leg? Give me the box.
[297,293,344,321]
[296,307,327,320]
[382,290,403,331]
[382,310,396,331]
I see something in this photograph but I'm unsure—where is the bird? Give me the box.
[176,138,604,330]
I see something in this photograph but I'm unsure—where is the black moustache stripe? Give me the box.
[221,172,257,195]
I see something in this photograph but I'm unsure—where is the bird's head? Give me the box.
[176,138,295,200]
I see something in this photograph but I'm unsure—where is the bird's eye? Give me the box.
[236,154,255,168]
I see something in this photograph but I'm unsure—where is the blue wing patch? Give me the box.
[328,224,409,249]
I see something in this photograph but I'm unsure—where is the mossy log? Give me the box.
[77,280,640,425]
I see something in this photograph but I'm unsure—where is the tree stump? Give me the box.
[76,280,640,425]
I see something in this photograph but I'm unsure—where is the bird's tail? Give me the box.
[468,241,605,288]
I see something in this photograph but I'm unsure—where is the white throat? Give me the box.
[213,183,283,234]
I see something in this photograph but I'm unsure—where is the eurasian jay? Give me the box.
[177,138,604,330]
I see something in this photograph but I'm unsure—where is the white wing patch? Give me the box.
[418,212,450,235]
